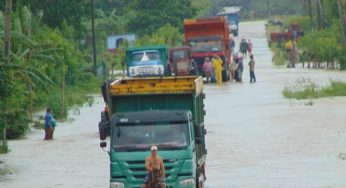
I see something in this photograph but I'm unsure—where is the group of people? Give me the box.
[231,53,256,83]
[230,37,256,83]
[239,38,253,58]
[202,55,224,84]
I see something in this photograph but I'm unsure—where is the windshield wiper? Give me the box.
[114,144,150,151]
[157,143,185,150]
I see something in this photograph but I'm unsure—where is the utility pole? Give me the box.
[303,0,308,16]
[2,0,12,151]
[267,0,271,18]
[317,1,322,30]
[91,0,97,75]
[338,0,346,47]
[307,0,314,33]
[3,0,12,64]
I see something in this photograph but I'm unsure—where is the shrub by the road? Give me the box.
[283,79,346,99]
[0,111,30,140]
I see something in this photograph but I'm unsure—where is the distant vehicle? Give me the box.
[184,17,231,82]
[270,24,304,42]
[169,46,192,76]
[217,7,242,37]
[98,76,207,188]
[126,45,170,77]
[268,19,283,26]
[107,34,136,55]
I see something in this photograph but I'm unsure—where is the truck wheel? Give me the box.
[196,170,205,188]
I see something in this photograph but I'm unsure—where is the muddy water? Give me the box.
[204,21,346,188]
[1,21,346,188]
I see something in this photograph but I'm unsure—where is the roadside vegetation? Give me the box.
[267,1,346,69]
[283,78,346,99]
[0,0,330,152]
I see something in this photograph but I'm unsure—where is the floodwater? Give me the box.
[1,21,346,188]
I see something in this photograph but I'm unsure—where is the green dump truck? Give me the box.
[126,45,171,77]
[99,76,207,188]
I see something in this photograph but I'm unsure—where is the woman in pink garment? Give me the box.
[203,57,212,83]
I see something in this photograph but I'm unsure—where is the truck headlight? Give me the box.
[180,178,195,186]
[110,182,125,188]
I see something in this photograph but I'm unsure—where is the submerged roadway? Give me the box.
[2,21,346,188]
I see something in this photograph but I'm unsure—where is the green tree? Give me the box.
[6,0,89,36]
[127,0,196,35]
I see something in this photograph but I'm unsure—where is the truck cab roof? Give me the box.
[111,110,191,125]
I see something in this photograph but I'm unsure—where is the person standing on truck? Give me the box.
[213,56,223,85]
[142,145,166,188]
[203,57,212,83]
[248,54,256,83]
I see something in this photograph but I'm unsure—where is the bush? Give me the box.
[0,111,30,140]
[283,78,346,99]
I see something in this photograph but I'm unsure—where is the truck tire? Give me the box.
[196,170,205,188]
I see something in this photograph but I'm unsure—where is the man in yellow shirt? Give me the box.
[213,56,223,85]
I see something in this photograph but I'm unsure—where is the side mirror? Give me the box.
[194,126,204,137]
[100,141,107,148]
[196,137,204,145]
[98,121,107,140]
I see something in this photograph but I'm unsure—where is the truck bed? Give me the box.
[109,76,203,95]
[107,76,205,127]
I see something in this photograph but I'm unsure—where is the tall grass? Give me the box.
[283,78,346,99]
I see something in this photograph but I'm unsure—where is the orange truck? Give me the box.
[184,17,231,82]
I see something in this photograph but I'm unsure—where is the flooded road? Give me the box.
[1,21,346,188]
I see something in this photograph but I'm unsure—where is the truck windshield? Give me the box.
[132,51,160,62]
[173,50,186,60]
[112,123,190,151]
[189,39,223,53]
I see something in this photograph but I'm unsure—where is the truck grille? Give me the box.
[126,159,176,180]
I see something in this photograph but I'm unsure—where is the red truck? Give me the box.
[184,17,231,81]
[169,46,191,76]
[270,24,304,42]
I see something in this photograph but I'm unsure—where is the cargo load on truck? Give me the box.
[98,76,207,188]
[184,17,231,82]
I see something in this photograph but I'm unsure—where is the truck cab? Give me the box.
[169,47,191,76]
[99,77,207,188]
[227,14,239,36]
[217,7,242,37]
[184,17,231,81]
[126,46,170,77]
[109,111,199,188]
